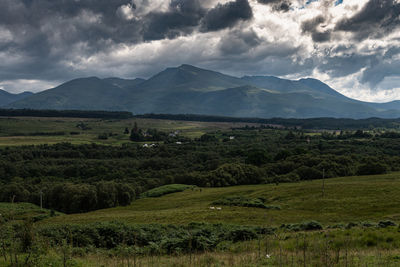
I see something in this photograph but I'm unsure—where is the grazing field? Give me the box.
[3,173,400,266]
[42,172,400,227]
[0,116,261,146]
[0,202,62,223]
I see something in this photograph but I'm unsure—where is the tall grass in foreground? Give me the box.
[2,225,400,266]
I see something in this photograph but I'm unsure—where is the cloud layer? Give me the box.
[0,0,400,102]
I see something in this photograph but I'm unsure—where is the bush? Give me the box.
[378,220,397,228]
[301,221,323,231]
[38,222,270,253]
[212,195,281,210]
[281,221,323,232]
[357,162,387,175]
[141,184,195,198]
[345,222,358,229]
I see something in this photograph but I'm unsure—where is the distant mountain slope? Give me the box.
[103,77,145,89]
[7,64,400,118]
[146,85,387,118]
[0,90,33,107]
[241,76,349,99]
[8,77,129,111]
[134,64,246,93]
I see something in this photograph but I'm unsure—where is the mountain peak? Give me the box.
[177,64,200,70]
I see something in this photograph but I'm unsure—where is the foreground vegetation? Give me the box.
[2,216,400,266]
[3,115,400,265]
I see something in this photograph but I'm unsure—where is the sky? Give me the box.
[0,0,399,102]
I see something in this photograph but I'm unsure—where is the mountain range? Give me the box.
[3,64,400,119]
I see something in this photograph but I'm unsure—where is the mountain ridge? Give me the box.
[5,64,400,119]
[0,90,34,106]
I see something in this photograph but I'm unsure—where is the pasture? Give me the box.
[0,116,261,146]
[42,172,400,227]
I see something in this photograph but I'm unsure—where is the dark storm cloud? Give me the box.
[1,0,400,99]
[0,0,252,81]
[301,15,331,42]
[257,0,292,12]
[218,28,261,55]
[142,0,206,41]
[335,0,400,40]
[200,0,253,32]
[359,48,400,87]
[317,53,378,78]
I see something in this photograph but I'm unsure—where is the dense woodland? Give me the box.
[137,114,400,130]
[2,108,400,129]
[0,109,133,119]
[1,125,400,214]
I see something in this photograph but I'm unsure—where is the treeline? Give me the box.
[136,114,400,130]
[0,181,136,213]
[0,109,133,119]
[1,128,400,213]
[128,122,189,143]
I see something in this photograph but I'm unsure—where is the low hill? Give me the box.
[0,90,33,106]
[8,77,130,111]
[42,172,400,226]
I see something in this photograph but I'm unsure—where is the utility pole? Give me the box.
[322,168,325,198]
[40,190,43,209]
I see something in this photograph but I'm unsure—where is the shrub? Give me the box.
[281,221,323,231]
[378,220,397,228]
[37,222,269,254]
[346,222,358,229]
[212,195,280,210]
[357,162,387,175]
[301,221,323,231]
[141,184,195,198]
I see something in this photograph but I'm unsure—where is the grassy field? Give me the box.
[0,117,260,146]
[42,172,400,227]
[0,202,62,223]
[3,171,400,266]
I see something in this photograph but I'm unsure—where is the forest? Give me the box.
[137,113,400,130]
[0,109,133,119]
[1,124,399,214]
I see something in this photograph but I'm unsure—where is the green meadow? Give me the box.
[43,172,400,227]
[3,173,400,266]
[0,117,260,146]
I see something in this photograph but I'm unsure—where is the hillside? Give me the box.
[43,172,400,226]
[6,64,400,118]
[0,90,33,106]
[8,77,130,111]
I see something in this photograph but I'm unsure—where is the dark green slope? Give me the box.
[133,64,246,93]
[103,77,145,89]
[0,90,33,107]
[147,86,387,118]
[241,76,349,99]
[8,77,129,111]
